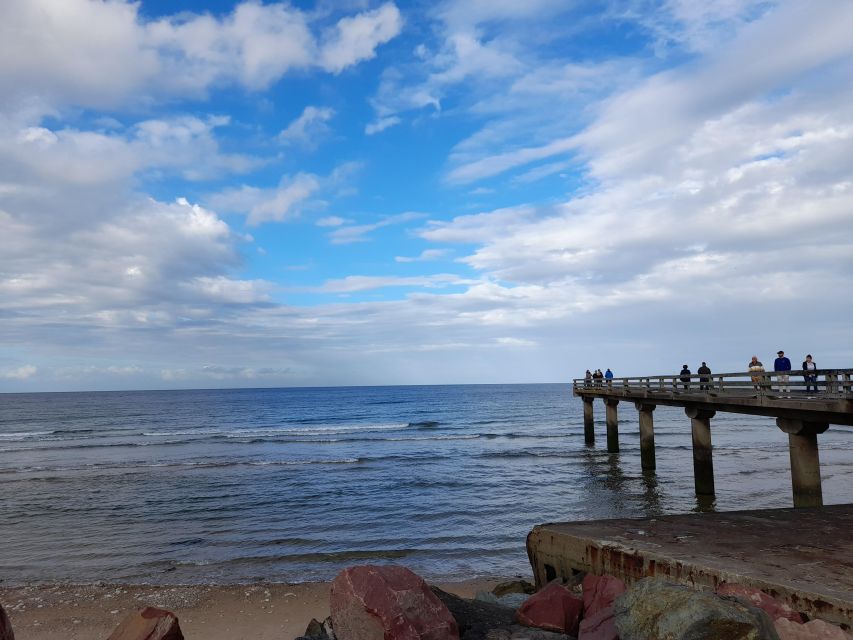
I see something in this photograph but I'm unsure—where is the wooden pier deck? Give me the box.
[527,504,853,628]
[573,368,853,507]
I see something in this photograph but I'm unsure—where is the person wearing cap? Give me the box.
[774,350,792,395]
[802,354,818,394]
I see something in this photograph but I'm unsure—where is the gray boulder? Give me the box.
[613,578,780,640]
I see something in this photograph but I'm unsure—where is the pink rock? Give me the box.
[515,581,583,636]
[578,606,619,640]
[106,607,183,640]
[582,574,626,618]
[717,583,804,623]
[330,565,459,640]
[775,618,853,640]
[0,603,14,640]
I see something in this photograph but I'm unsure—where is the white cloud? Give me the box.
[328,212,425,244]
[320,3,403,74]
[2,365,37,380]
[316,216,350,227]
[0,0,403,113]
[395,249,450,263]
[209,173,321,225]
[365,116,401,135]
[319,273,465,293]
[278,106,335,147]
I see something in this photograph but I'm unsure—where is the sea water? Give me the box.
[1,384,852,584]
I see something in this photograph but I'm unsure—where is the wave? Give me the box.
[0,457,364,475]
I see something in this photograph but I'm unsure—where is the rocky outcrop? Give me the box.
[582,575,625,619]
[0,603,14,640]
[578,607,618,640]
[716,584,804,623]
[515,582,583,636]
[107,606,183,640]
[775,619,853,640]
[330,565,459,640]
[431,586,515,640]
[613,578,780,640]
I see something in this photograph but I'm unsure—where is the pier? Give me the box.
[527,505,853,627]
[574,369,853,507]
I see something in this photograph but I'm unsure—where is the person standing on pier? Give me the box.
[604,368,614,387]
[584,369,592,388]
[698,362,712,390]
[802,355,818,394]
[679,364,691,390]
[774,350,792,395]
[749,356,765,390]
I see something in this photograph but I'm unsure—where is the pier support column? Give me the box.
[635,402,657,471]
[582,397,595,445]
[605,399,619,453]
[686,407,716,497]
[776,419,829,508]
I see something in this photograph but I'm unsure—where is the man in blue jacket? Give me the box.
[774,350,792,395]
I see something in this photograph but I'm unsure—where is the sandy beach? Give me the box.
[0,578,509,640]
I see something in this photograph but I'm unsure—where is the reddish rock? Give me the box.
[716,583,804,623]
[107,607,183,640]
[1,603,14,640]
[515,582,583,636]
[330,565,459,640]
[578,606,618,640]
[582,574,626,618]
[775,618,853,640]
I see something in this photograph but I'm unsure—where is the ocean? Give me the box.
[1,384,852,585]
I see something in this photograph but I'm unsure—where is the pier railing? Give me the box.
[571,368,853,508]
[573,368,853,398]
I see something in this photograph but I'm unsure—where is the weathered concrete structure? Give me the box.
[574,368,853,507]
[527,505,853,628]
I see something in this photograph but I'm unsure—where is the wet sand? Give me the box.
[0,578,508,640]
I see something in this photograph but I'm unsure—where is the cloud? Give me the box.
[316,216,350,227]
[365,116,401,135]
[278,106,335,147]
[0,0,403,113]
[395,249,450,263]
[328,212,425,244]
[320,3,403,74]
[208,173,322,225]
[2,365,37,380]
[318,273,465,293]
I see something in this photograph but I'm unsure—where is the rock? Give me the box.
[295,617,332,640]
[716,584,804,623]
[775,619,853,640]
[613,578,780,640]
[1,603,14,640]
[582,574,626,619]
[486,624,575,640]
[578,607,618,640]
[330,565,459,640]
[493,581,536,598]
[474,592,528,611]
[431,586,515,640]
[107,606,183,640]
[516,582,583,636]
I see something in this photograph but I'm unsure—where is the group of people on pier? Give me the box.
[582,350,823,394]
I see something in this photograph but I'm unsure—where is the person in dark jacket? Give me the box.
[774,350,792,395]
[802,354,817,394]
[697,362,712,390]
[679,364,691,390]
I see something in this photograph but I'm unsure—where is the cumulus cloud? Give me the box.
[209,173,322,225]
[278,106,335,147]
[0,0,403,113]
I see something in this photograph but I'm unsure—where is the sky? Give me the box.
[1,0,852,392]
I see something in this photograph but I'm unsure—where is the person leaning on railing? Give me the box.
[802,355,818,393]
[748,356,765,390]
